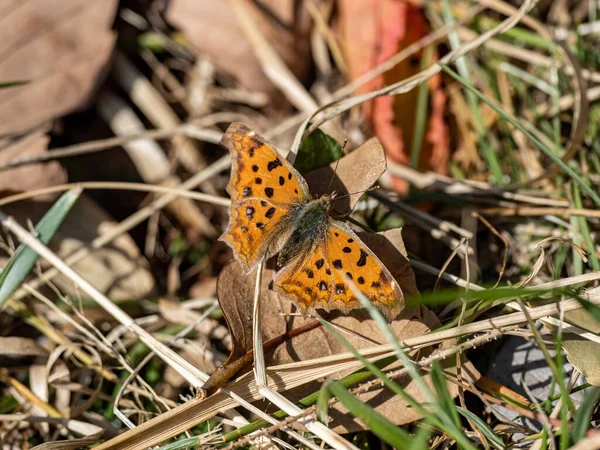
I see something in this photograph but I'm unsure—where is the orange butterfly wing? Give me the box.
[219,123,310,273]
[221,123,309,205]
[274,221,404,320]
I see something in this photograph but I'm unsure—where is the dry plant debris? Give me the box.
[0,0,599,449]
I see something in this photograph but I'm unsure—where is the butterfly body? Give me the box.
[220,123,404,320]
[277,195,332,267]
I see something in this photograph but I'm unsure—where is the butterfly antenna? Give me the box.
[336,185,380,201]
[326,139,347,194]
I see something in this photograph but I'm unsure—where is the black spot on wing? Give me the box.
[357,276,365,285]
[267,158,283,171]
[255,177,262,185]
[243,187,252,197]
[318,280,328,290]
[357,249,368,267]
[279,176,285,186]
[342,247,351,253]
[315,258,324,269]
[265,187,274,198]
[333,260,343,269]
[252,165,259,172]
[265,207,276,219]
[245,206,255,220]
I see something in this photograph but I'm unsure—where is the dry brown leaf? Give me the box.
[166,0,311,101]
[0,0,118,135]
[1,195,155,301]
[303,137,387,216]
[0,132,66,195]
[217,229,478,431]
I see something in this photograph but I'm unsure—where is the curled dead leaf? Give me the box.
[303,137,387,216]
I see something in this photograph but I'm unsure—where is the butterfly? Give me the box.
[219,122,404,320]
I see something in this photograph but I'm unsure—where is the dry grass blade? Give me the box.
[4,1,600,447]
[250,264,358,450]
[92,348,400,450]
[228,0,317,113]
[0,124,222,172]
[0,215,208,387]
[92,283,600,449]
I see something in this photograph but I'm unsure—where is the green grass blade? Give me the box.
[574,296,600,324]
[318,318,430,417]
[0,80,29,89]
[156,436,200,450]
[348,282,477,450]
[0,188,81,306]
[409,423,433,450]
[316,380,333,424]
[326,380,413,449]
[222,355,399,443]
[410,45,434,169]
[430,361,461,428]
[572,183,600,271]
[457,406,506,449]
[438,62,600,207]
[572,386,600,442]
[442,0,504,184]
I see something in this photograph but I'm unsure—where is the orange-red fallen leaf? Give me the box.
[166,0,312,105]
[339,0,449,194]
[0,0,117,136]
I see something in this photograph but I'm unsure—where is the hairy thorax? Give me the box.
[277,196,332,266]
